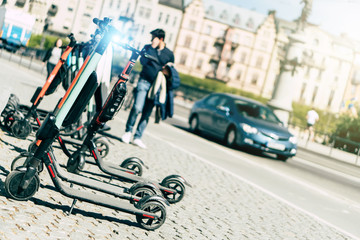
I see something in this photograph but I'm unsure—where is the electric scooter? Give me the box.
[65,42,191,205]
[5,18,168,230]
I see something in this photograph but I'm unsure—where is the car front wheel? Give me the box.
[225,127,237,147]
[189,115,200,133]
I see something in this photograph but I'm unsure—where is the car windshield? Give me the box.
[235,100,281,124]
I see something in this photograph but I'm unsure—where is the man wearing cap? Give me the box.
[121,29,174,148]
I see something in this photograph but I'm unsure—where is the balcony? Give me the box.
[214,37,225,46]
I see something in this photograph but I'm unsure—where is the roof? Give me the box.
[159,0,184,10]
[203,0,268,32]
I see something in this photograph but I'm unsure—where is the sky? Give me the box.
[186,0,360,41]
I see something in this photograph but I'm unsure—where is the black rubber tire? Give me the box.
[160,179,186,204]
[121,161,143,176]
[136,201,166,230]
[189,115,200,133]
[131,187,156,199]
[66,155,81,174]
[5,170,40,201]
[11,120,32,139]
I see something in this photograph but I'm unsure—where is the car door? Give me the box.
[198,94,221,131]
[211,96,232,136]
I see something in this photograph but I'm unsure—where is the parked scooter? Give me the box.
[65,39,191,205]
[5,18,169,230]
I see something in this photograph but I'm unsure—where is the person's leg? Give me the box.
[133,99,155,140]
[46,62,55,79]
[124,79,151,133]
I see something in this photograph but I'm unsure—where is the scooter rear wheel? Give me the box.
[161,178,186,204]
[121,160,143,176]
[11,120,32,139]
[136,200,166,230]
[5,170,40,201]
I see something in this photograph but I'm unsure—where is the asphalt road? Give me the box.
[161,102,360,239]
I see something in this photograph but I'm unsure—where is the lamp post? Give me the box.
[268,0,312,126]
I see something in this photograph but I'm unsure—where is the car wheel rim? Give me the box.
[228,130,235,145]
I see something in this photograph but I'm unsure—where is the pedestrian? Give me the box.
[306,108,319,141]
[43,38,63,79]
[121,28,174,149]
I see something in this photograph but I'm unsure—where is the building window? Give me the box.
[240,52,247,64]
[189,20,196,30]
[205,25,212,35]
[158,12,163,22]
[220,10,228,20]
[63,26,69,30]
[311,86,318,103]
[317,70,323,81]
[117,0,121,9]
[109,0,113,7]
[83,13,91,17]
[184,36,192,48]
[327,90,334,107]
[255,56,263,68]
[246,18,254,28]
[236,70,242,80]
[173,17,177,26]
[180,53,187,65]
[201,41,207,52]
[305,66,311,77]
[233,14,240,25]
[168,33,173,43]
[218,29,225,38]
[300,82,306,101]
[196,59,203,70]
[251,73,258,85]
[68,7,73,11]
[139,7,144,17]
[145,9,151,19]
[165,14,170,24]
[207,6,214,16]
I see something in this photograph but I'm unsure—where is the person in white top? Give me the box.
[43,38,63,79]
[306,108,319,141]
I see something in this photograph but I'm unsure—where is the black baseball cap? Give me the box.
[150,28,165,40]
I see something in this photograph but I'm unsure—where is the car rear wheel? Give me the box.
[276,154,288,161]
[225,127,237,147]
[189,115,200,133]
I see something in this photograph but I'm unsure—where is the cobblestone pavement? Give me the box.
[0,114,352,240]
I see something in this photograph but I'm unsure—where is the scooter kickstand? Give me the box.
[67,199,78,216]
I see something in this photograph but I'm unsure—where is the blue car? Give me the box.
[188,93,297,161]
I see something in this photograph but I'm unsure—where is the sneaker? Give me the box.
[133,138,147,149]
[121,132,132,144]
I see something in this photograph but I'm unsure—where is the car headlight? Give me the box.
[241,123,258,134]
[289,136,297,144]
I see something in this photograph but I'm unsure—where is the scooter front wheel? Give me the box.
[11,120,32,139]
[5,170,40,201]
[10,154,44,172]
[160,178,186,204]
[94,138,110,158]
[136,200,166,230]
[66,154,83,174]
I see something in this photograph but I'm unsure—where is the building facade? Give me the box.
[174,0,277,98]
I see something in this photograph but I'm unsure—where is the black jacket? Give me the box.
[139,44,174,84]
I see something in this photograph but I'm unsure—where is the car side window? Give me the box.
[205,95,220,107]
